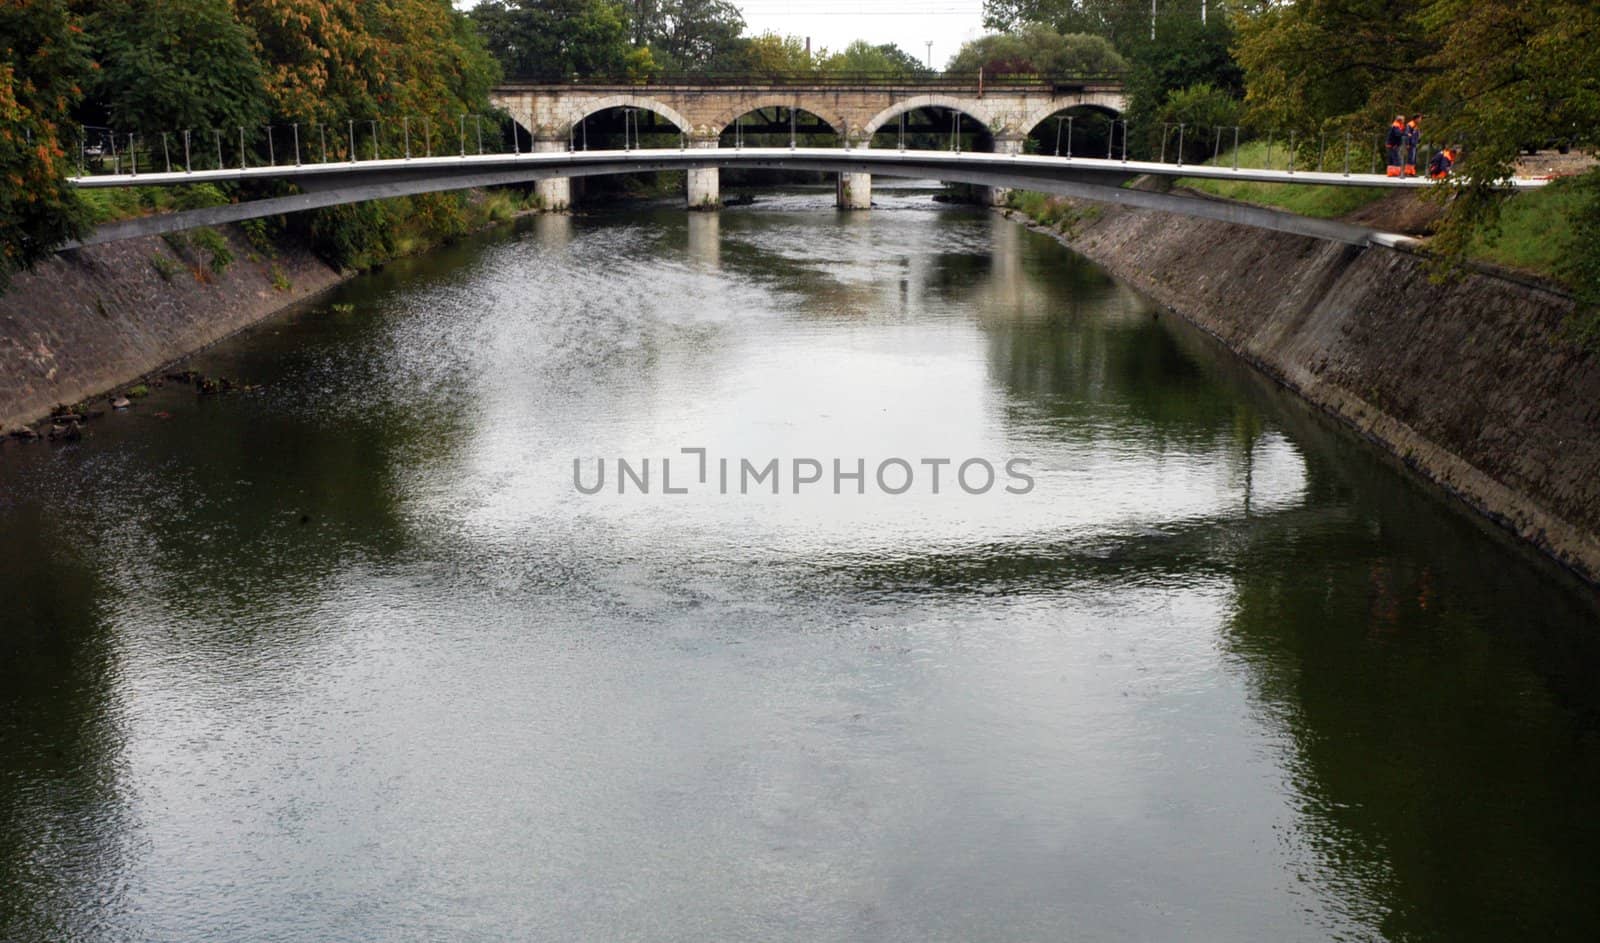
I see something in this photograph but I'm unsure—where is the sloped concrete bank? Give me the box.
[0,227,345,433]
[1019,202,1600,584]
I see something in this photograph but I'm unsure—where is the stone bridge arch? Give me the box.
[861,95,998,141]
[1017,96,1123,140]
[707,100,848,139]
[559,95,691,138]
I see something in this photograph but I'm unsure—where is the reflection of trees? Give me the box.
[0,504,130,941]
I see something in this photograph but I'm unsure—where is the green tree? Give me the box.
[1234,0,1600,312]
[80,0,269,134]
[820,40,930,77]
[469,0,632,79]
[946,26,1126,75]
[642,0,745,71]
[0,0,90,288]
[741,32,814,75]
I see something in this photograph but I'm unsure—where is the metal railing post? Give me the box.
[161,132,171,173]
[1122,120,1129,162]
[238,126,246,169]
[475,115,483,155]
[266,125,275,166]
[1212,125,1222,163]
[1232,126,1240,170]
[1288,132,1296,174]
[130,133,137,176]
[1067,116,1074,160]
[370,119,379,160]
[459,115,465,157]
[1343,132,1351,176]
[1159,123,1168,164]
[215,129,223,170]
[293,123,301,165]
[319,124,327,163]
[1175,124,1184,166]
[404,116,411,159]
[424,117,431,157]
[349,120,356,162]
[183,130,191,173]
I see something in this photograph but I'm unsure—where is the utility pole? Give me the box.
[1202,0,1207,26]
[1151,0,1157,41]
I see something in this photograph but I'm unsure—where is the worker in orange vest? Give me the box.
[1428,146,1455,179]
[1385,115,1406,176]
[1403,116,1420,177]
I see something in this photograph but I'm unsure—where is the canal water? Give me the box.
[3,190,1599,941]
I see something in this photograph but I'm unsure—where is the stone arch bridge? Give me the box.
[489,77,1126,209]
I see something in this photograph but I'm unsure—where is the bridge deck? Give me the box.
[66,147,1549,191]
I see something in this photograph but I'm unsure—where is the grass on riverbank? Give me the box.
[1175,141,1391,219]
[1465,182,1584,277]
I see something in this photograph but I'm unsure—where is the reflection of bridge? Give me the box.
[489,76,1129,209]
[66,147,1548,250]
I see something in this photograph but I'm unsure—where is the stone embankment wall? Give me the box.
[1033,203,1600,584]
[0,228,342,431]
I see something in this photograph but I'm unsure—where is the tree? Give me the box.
[820,41,930,77]
[80,0,268,134]
[0,0,90,288]
[741,32,814,75]
[1234,0,1600,311]
[641,0,745,71]
[469,0,632,79]
[947,26,1126,75]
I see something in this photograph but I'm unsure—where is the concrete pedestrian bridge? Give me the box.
[489,74,1129,209]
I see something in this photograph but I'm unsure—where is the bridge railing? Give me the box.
[498,70,1126,91]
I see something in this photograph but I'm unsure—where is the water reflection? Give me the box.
[0,192,1597,942]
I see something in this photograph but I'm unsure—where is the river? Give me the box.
[2,188,1599,941]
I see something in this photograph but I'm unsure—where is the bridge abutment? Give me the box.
[687,136,720,211]
[532,137,570,211]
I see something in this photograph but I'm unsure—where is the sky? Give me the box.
[735,1,990,69]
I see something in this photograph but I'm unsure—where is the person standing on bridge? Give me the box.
[1385,115,1406,177]
[1428,146,1456,179]
[1403,116,1421,177]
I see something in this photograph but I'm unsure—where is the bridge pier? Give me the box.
[533,137,570,211]
[687,136,720,211]
[837,171,871,210]
[988,135,1026,206]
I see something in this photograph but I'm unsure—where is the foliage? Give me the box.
[985,0,1163,47]
[0,0,91,289]
[946,26,1126,75]
[1555,173,1600,344]
[1233,0,1600,308]
[736,33,812,74]
[1176,140,1390,218]
[151,252,180,281]
[189,225,233,272]
[636,0,746,71]
[1155,82,1242,163]
[820,41,930,77]
[78,183,231,224]
[741,32,815,74]
[80,0,268,133]
[231,0,499,267]
[469,0,632,79]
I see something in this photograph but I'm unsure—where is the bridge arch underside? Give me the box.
[716,105,843,192]
[1024,104,1122,158]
